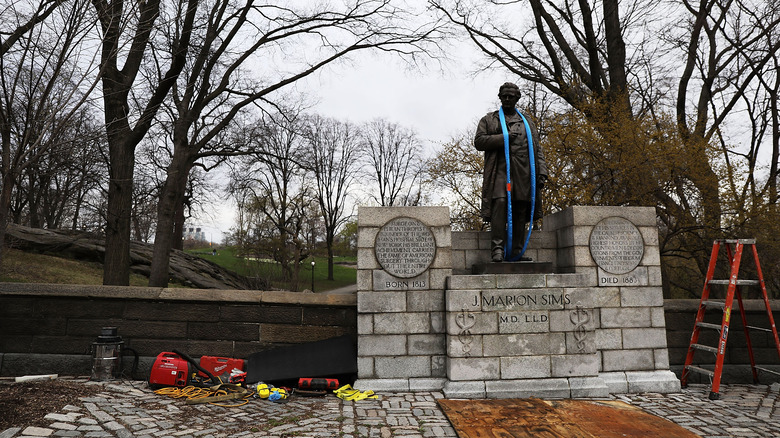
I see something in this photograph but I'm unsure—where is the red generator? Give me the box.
[197,356,245,381]
[148,352,190,388]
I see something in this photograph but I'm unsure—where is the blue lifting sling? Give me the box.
[498,107,536,262]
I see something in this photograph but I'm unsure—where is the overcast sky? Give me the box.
[195,46,512,243]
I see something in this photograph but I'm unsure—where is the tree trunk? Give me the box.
[149,152,190,287]
[103,138,135,285]
[173,199,185,251]
[326,229,335,281]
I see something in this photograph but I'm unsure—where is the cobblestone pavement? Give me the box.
[2,380,780,437]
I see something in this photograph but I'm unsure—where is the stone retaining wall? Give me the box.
[0,283,356,377]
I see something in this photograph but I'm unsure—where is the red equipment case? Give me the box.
[197,356,245,379]
[148,352,189,388]
[298,377,339,390]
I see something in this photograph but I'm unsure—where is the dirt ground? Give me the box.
[0,379,100,431]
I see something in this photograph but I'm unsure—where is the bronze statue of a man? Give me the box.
[475,82,548,262]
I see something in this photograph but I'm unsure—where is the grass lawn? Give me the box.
[188,246,356,292]
[0,248,150,286]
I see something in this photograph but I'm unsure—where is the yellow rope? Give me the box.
[154,385,252,407]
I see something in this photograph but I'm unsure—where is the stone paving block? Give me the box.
[9,378,780,438]
[22,427,54,436]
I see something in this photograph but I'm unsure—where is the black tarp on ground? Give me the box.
[245,335,357,384]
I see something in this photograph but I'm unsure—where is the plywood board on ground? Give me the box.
[438,398,700,438]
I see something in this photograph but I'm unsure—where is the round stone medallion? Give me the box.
[589,216,644,274]
[374,217,436,278]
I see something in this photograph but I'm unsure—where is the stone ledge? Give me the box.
[0,283,356,307]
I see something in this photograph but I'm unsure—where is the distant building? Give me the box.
[184,227,206,242]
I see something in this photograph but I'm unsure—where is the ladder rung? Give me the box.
[686,365,715,378]
[745,325,773,333]
[690,344,719,355]
[708,279,759,286]
[696,322,722,331]
[755,366,780,377]
[702,300,726,309]
[719,239,756,244]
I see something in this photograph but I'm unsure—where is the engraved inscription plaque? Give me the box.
[375,217,436,278]
[589,216,644,274]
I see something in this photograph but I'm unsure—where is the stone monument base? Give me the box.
[442,371,680,399]
[472,261,555,275]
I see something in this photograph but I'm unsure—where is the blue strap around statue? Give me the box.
[498,107,536,262]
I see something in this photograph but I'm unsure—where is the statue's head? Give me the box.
[498,82,520,109]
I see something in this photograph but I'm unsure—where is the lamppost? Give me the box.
[311,260,315,293]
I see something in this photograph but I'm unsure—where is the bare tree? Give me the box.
[145,0,443,287]
[361,118,425,206]
[93,0,197,285]
[0,0,99,266]
[431,0,780,296]
[425,132,484,231]
[229,111,312,289]
[303,115,361,280]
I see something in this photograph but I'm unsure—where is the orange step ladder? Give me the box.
[680,239,780,400]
